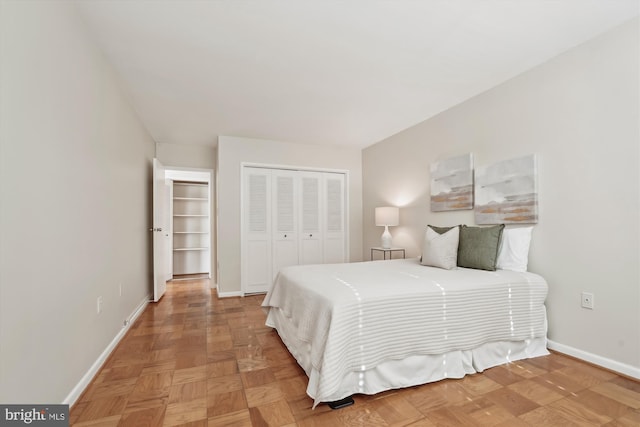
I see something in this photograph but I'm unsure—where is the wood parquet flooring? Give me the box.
[70,279,640,426]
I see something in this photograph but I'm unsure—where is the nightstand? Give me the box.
[371,247,406,260]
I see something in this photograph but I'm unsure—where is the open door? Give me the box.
[152,158,168,302]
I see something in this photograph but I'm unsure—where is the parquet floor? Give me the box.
[70,279,640,426]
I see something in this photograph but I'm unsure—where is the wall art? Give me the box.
[475,154,538,224]
[430,153,474,211]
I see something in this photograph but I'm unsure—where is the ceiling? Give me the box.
[76,0,639,149]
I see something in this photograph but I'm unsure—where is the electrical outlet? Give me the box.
[97,296,103,314]
[581,292,594,309]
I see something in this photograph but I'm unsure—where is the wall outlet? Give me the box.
[581,292,594,309]
[97,296,103,314]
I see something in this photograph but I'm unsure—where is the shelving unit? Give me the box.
[172,181,210,276]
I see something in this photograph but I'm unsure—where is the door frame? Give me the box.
[163,167,216,287]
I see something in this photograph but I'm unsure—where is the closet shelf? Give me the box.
[174,247,209,251]
[174,231,209,234]
[171,179,210,277]
[174,181,207,187]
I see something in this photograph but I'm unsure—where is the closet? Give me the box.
[242,166,347,294]
[171,181,210,277]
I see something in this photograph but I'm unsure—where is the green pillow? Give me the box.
[458,224,505,271]
[428,225,460,235]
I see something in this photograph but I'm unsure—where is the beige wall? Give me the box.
[0,1,155,402]
[156,142,218,284]
[363,19,640,374]
[156,142,217,170]
[217,136,363,294]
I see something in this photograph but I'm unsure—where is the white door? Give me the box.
[299,172,323,265]
[324,173,346,264]
[152,158,168,302]
[272,170,298,280]
[242,168,272,293]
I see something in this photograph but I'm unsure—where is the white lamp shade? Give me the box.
[375,207,399,249]
[375,207,399,226]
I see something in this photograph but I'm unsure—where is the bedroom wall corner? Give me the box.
[362,18,640,375]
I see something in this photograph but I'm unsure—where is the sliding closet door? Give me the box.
[324,173,346,264]
[298,171,323,265]
[242,167,272,294]
[272,170,299,280]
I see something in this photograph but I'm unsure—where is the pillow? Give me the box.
[428,225,459,235]
[420,225,459,262]
[497,226,533,272]
[421,226,459,270]
[457,224,505,271]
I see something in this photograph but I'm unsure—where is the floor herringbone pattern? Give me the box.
[70,279,640,426]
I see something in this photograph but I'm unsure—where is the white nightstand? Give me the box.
[371,247,406,260]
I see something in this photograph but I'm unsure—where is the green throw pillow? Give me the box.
[457,224,505,271]
[428,225,460,235]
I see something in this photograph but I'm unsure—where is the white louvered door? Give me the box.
[242,168,272,294]
[272,170,299,280]
[324,173,346,264]
[299,172,323,265]
[242,166,347,294]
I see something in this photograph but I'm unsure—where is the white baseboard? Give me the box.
[217,290,244,298]
[63,295,150,406]
[547,339,640,379]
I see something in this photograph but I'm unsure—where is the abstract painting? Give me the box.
[475,154,538,224]
[430,153,473,211]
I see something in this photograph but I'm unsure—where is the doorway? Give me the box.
[164,168,215,284]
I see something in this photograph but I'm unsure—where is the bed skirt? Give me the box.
[266,307,549,406]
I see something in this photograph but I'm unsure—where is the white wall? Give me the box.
[156,142,218,284]
[217,136,363,294]
[363,18,640,375]
[0,1,155,402]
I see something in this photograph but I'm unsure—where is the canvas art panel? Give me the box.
[430,153,474,211]
[475,154,538,224]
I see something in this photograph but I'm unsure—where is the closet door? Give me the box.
[298,171,323,265]
[324,173,346,264]
[242,168,272,293]
[272,170,298,280]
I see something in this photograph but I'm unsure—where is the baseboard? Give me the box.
[217,290,244,298]
[547,339,640,380]
[63,295,150,406]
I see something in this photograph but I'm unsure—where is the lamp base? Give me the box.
[380,226,392,249]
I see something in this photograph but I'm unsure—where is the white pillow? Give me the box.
[496,226,533,272]
[421,226,459,270]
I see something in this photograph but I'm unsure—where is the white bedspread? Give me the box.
[262,258,548,406]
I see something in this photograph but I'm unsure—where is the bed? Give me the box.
[261,257,549,407]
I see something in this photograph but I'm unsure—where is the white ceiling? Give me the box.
[76,0,639,149]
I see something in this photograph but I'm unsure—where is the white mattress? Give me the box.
[261,258,549,407]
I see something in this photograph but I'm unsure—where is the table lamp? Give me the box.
[375,206,399,249]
